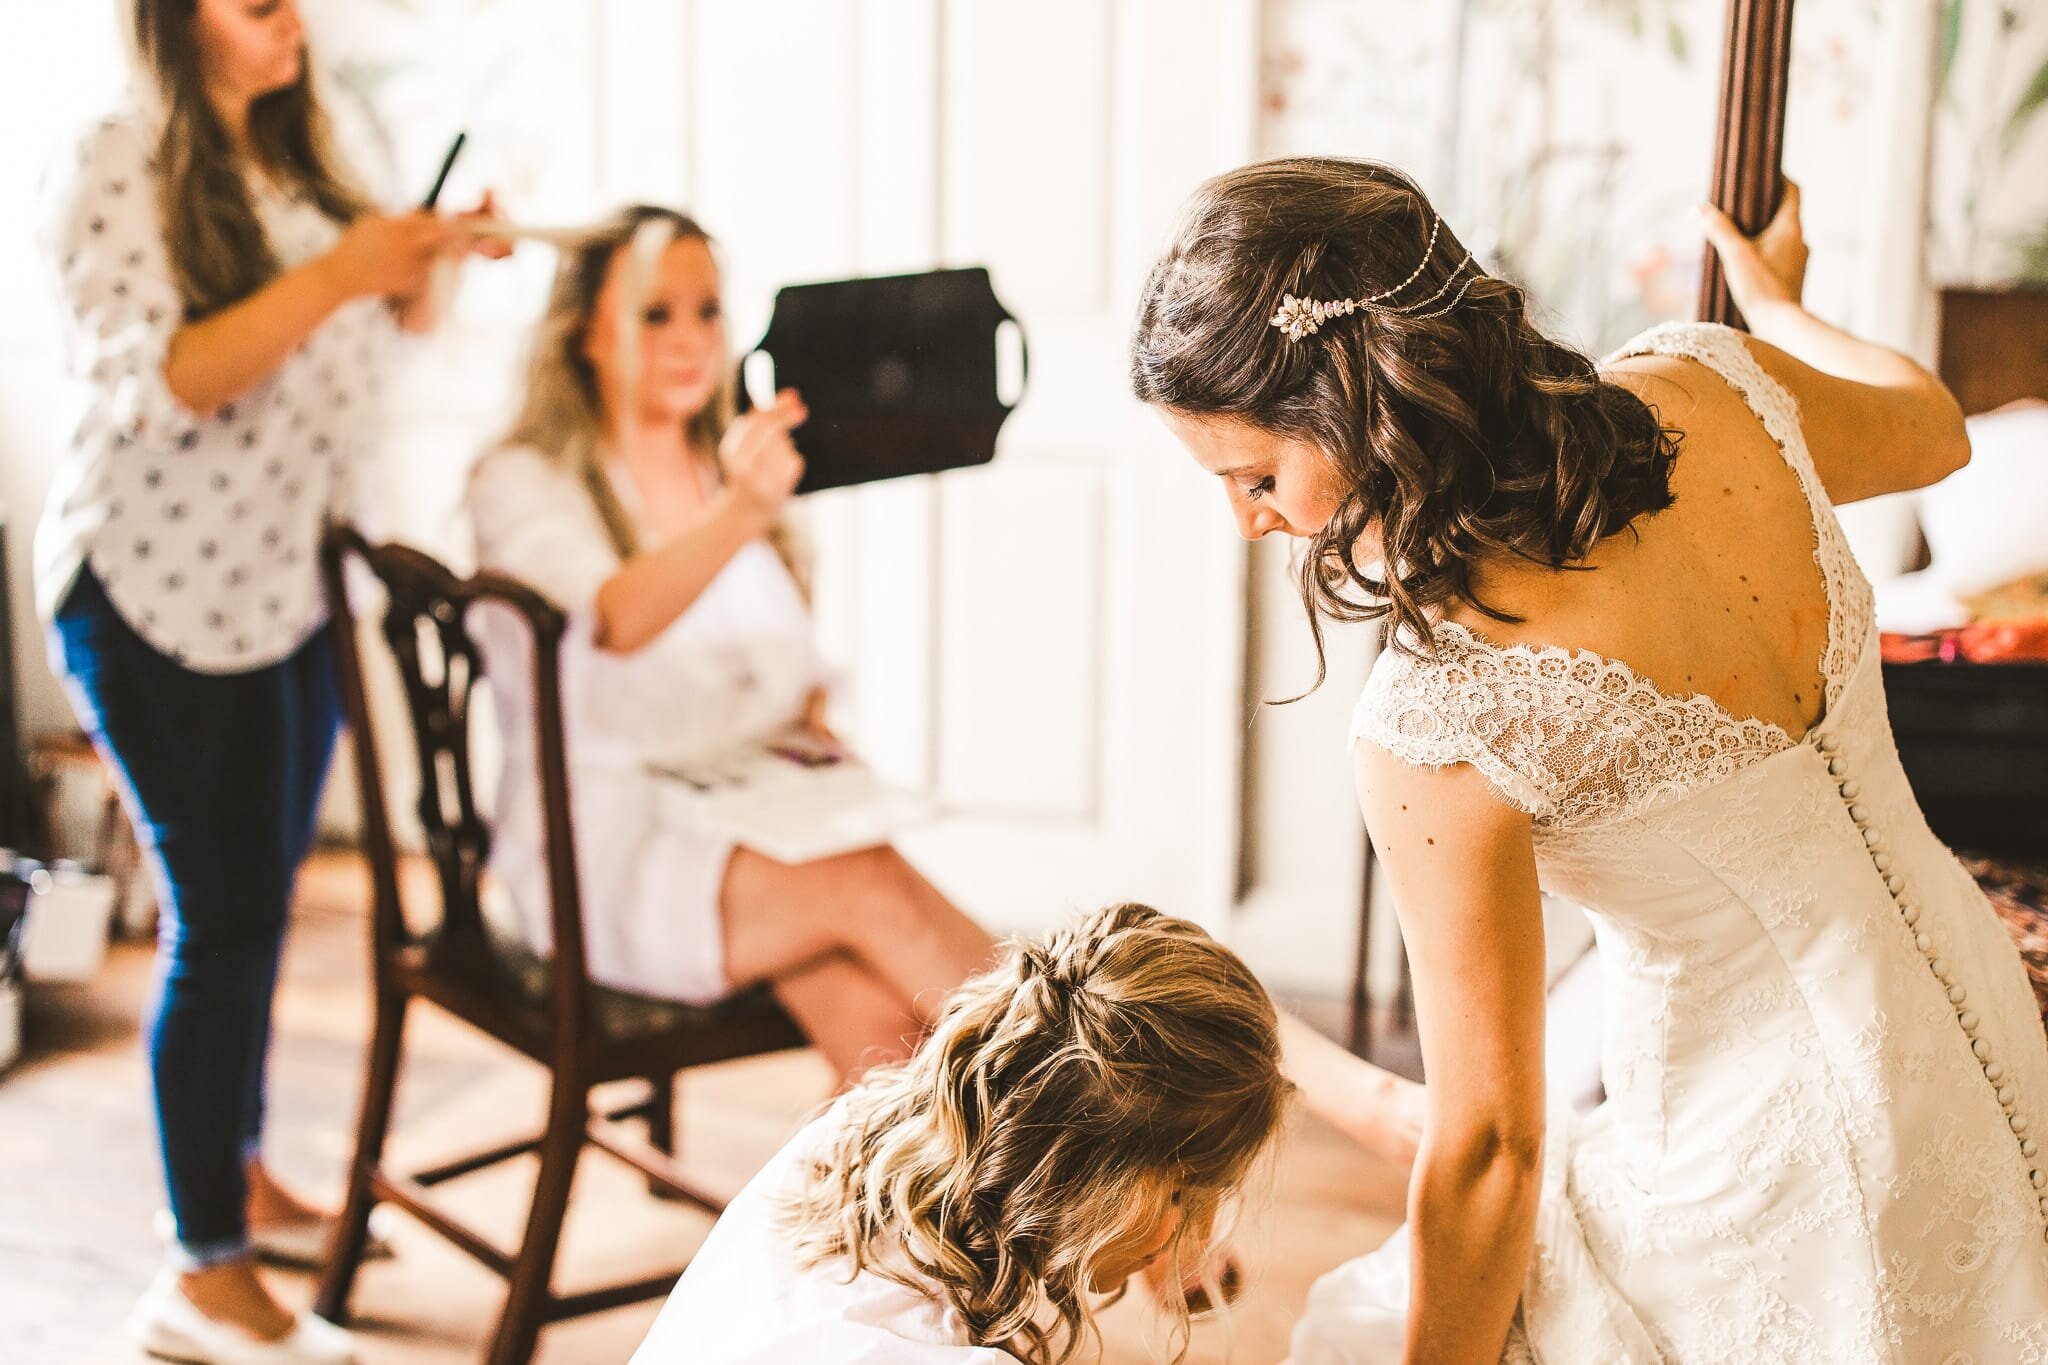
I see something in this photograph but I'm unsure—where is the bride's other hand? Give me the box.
[1698,179,1808,321]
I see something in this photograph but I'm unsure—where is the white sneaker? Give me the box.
[129,1270,357,1364]
[154,1208,396,1271]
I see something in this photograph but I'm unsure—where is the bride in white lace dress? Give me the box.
[1132,163,2048,1362]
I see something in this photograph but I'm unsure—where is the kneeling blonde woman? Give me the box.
[633,903,1291,1363]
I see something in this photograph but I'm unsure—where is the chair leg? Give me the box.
[28,769,56,863]
[1393,936,1416,1031]
[642,1071,685,1199]
[316,995,408,1324]
[486,1080,586,1365]
[96,789,122,876]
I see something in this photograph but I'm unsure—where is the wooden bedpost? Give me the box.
[1699,0,1798,328]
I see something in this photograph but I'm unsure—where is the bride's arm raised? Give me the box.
[1354,744,1547,1365]
[1697,183,1969,505]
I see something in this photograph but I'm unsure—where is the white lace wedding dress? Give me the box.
[1292,323,2048,1364]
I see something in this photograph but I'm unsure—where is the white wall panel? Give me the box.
[596,0,695,205]
[690,0,861,346]
[934,463,1105,819]
[940,1,1112,312]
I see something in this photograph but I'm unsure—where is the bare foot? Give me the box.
[176,1257,295,1342]
[245,1158,333,1233]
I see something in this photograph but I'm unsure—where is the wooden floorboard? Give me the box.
[0,851,1406,1364]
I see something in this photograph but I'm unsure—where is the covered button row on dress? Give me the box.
[1818,729,2048,1237]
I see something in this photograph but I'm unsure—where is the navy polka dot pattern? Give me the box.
[35,110,396,674]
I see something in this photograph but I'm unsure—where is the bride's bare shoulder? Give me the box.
[1601,352,1735,425]
[1602,352,1795,475]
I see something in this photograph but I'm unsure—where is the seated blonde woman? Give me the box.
[630,902,1292,1364]
[465,205,994,1081]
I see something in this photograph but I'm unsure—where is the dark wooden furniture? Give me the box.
[1698,0,1796,327]
[1881,285,2048,868]
[0,521,39,853]
[1884,658,2048,860]
[314,524,806,1365]
[1348,856,1412,1062]
[1936,287,2048,418]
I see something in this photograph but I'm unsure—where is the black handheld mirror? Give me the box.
[736,266,1027,495]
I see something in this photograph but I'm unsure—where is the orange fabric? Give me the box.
[1881,620,2048,665]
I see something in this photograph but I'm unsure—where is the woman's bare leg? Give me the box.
[767,951,923,1087]
[720,844,996,1024]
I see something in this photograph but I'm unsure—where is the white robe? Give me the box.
[632,1108,1020,1364]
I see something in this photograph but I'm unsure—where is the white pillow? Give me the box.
[1872,568,1969,634]
[1919,402,2048,597]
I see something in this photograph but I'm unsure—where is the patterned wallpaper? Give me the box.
[1930,1,2048,285]
[1260,0,1954,354]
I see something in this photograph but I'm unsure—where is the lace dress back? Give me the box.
[1355,320,1869,831]
[1297,323,2048,1364]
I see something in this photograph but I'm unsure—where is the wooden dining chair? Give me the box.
[313,523,807,1365]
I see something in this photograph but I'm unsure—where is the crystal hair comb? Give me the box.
[1270,213,1479,340]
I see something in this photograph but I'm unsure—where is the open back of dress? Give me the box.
[1298,323,2048,1363]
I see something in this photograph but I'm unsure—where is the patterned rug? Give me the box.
[1962,852,2048,1029]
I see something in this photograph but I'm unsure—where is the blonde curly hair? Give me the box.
[780,902,1290,1363]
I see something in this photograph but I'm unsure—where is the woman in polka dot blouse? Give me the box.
[35,3,499,1360]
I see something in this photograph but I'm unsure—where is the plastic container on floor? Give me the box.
[1,851,117,983]
[18,861,116,982]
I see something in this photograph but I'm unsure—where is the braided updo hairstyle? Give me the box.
[1130,157,1682,679]
[781,902,1289,1363]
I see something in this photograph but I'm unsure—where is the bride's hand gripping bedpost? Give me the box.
[1699,179,1968,503]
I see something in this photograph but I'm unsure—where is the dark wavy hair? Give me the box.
[1129,157,1680,682]
[130,0,371,317]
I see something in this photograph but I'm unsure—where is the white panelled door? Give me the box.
[598,0,1259,936]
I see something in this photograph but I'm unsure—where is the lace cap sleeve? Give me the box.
[1350,642,1555,818]
[1349,621,1798,827]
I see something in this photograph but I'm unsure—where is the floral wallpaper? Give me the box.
[1930,1,2048,285]
[1261,0,1897,353]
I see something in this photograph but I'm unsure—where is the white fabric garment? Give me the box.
[36,108,393,672]
[1916,401,2048,596]
[632,1106,1019,1365]
[465,444,828,1002]
[1295,323,2048,1363]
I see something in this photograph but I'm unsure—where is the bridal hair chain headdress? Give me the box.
[1270,213,1479,341]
